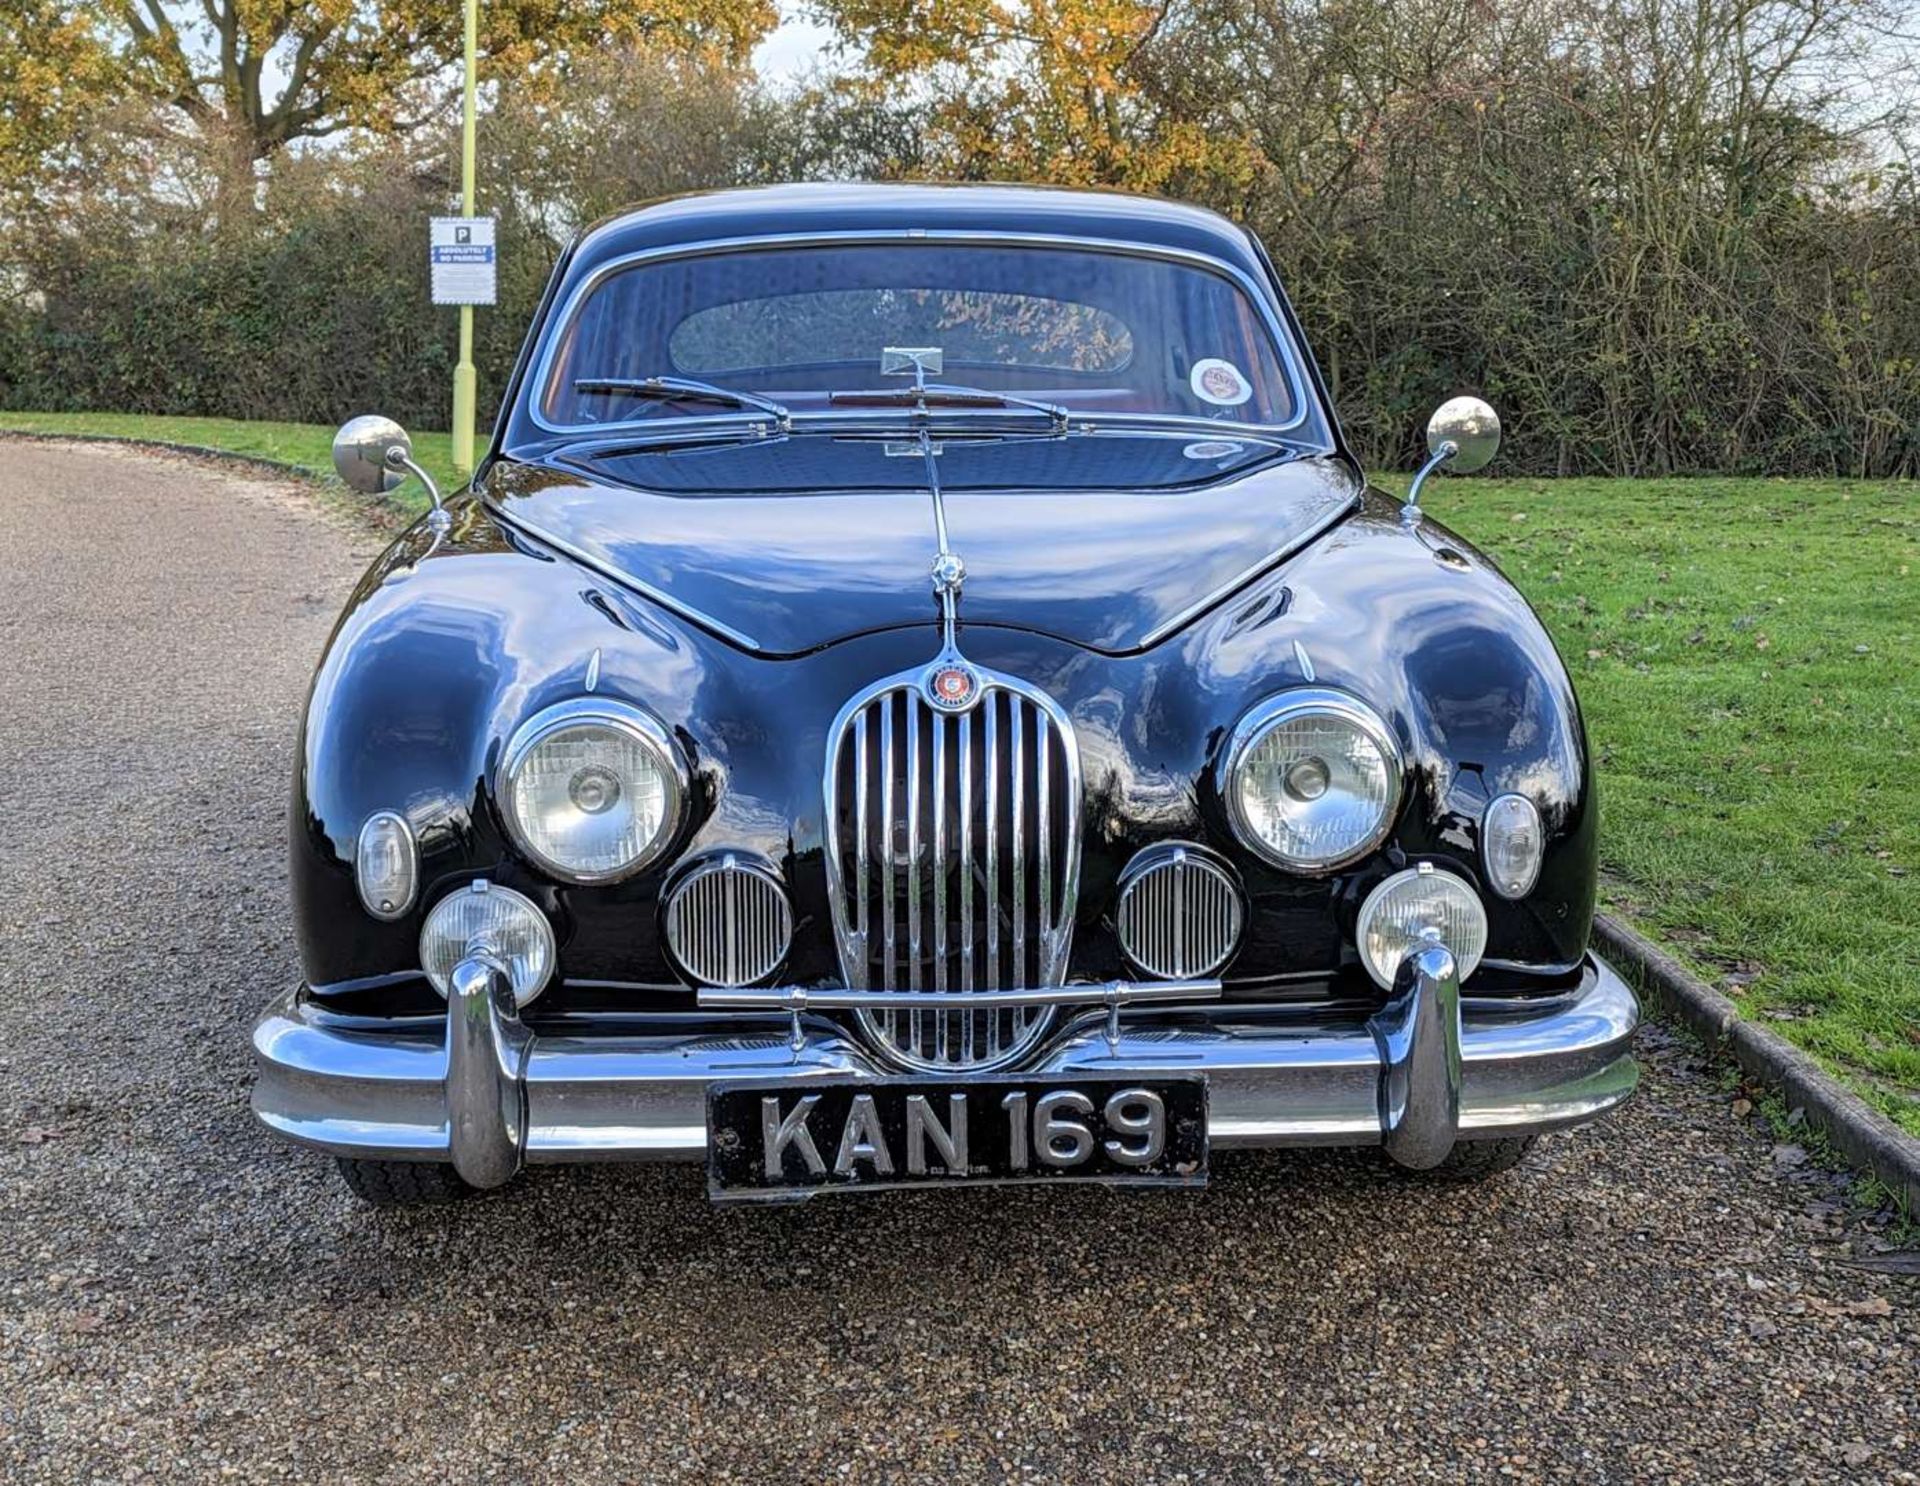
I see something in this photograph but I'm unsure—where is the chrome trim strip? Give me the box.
[880,695,896,998]
[488,504,764,652]
[523,230,1319,441]
[854,708,871,970]
[1010,696,1027,1006]
[906,686,924,1054]
[697,979,1221,1011]
[1131,494,1354,651]
[1037,708,1053,982]
[932,703,949,1052]
[990,698,1006,998]
[959,706,976,1060]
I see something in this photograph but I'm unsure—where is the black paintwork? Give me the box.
[293,185,1596,1023]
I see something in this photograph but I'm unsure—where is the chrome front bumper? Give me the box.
[251,953,1638,1186]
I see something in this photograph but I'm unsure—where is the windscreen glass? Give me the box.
[540,243,1302,428]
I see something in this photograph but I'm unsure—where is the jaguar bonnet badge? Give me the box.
[925,658,979,711]
[922,543,981,711]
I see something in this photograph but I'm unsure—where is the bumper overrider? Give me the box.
[251,948,1639,1187]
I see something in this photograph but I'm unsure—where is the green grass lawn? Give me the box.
[1433,475,1919,1135]
[5,411,1915,1132]
[0,410,458,503]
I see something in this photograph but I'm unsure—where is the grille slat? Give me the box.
[880,698,897,1042]
[1011,699,1027,1001]
[854,709,870,977]
[826,670,1080,1072]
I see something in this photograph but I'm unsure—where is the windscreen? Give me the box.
[539,242,1301,428]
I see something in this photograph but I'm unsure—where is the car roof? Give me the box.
[570,182,1267,278]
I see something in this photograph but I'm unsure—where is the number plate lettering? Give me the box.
[710,1076,1206,1200]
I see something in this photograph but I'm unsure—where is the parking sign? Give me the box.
[430,216,496,305]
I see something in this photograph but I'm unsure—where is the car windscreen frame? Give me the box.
[522,230,1326,443]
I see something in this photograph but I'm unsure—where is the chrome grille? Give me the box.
[825,671,1081,1071]
[1116,845,1244,979]
[664,855,793,988]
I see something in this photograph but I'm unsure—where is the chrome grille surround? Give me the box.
[824,666,1082,1072]
[663,854,793,989]
[1116,844,1245,980]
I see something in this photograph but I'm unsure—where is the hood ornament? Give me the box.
[915,429,983,712]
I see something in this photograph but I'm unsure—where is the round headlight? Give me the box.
[1225,689,1403,871]
[1355,863,1487,988]
[420,880,556,1007]
[500,698,685,883]
[1482,793,1544,899]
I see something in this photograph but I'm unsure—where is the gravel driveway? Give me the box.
[1,439,1913,1484]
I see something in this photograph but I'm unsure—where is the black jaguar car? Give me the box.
[252,183,1638,1204]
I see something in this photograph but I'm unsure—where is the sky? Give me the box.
[752,4,838,83]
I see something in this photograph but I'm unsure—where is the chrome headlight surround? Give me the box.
[420,879,557,1007]
[499,697,687,884]
[1223,688,1404,873]
[1354,863,1488,989]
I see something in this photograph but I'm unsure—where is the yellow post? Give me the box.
[450,0,480,475]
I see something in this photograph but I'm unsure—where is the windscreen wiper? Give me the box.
[829,382,1071,430]
[572,375,791,432]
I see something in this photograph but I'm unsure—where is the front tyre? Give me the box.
[1398,1136,1537,1182]
[335,1157,476,1207]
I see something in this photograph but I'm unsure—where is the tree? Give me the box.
[3,0,777,213]
[807,0,1259,193]
[0,2,120,203]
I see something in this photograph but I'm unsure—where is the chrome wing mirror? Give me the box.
[1401,396,1500,527]
[332,415,449,531]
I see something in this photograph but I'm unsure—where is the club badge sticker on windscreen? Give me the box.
[1190,358,1253,407]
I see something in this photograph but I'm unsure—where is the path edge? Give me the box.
[0,429,418,526]
[1596,912,1919,1212]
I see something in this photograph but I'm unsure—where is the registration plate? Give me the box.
[707,1076,1208,1201]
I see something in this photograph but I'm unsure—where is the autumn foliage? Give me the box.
[1,0,1917,476]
